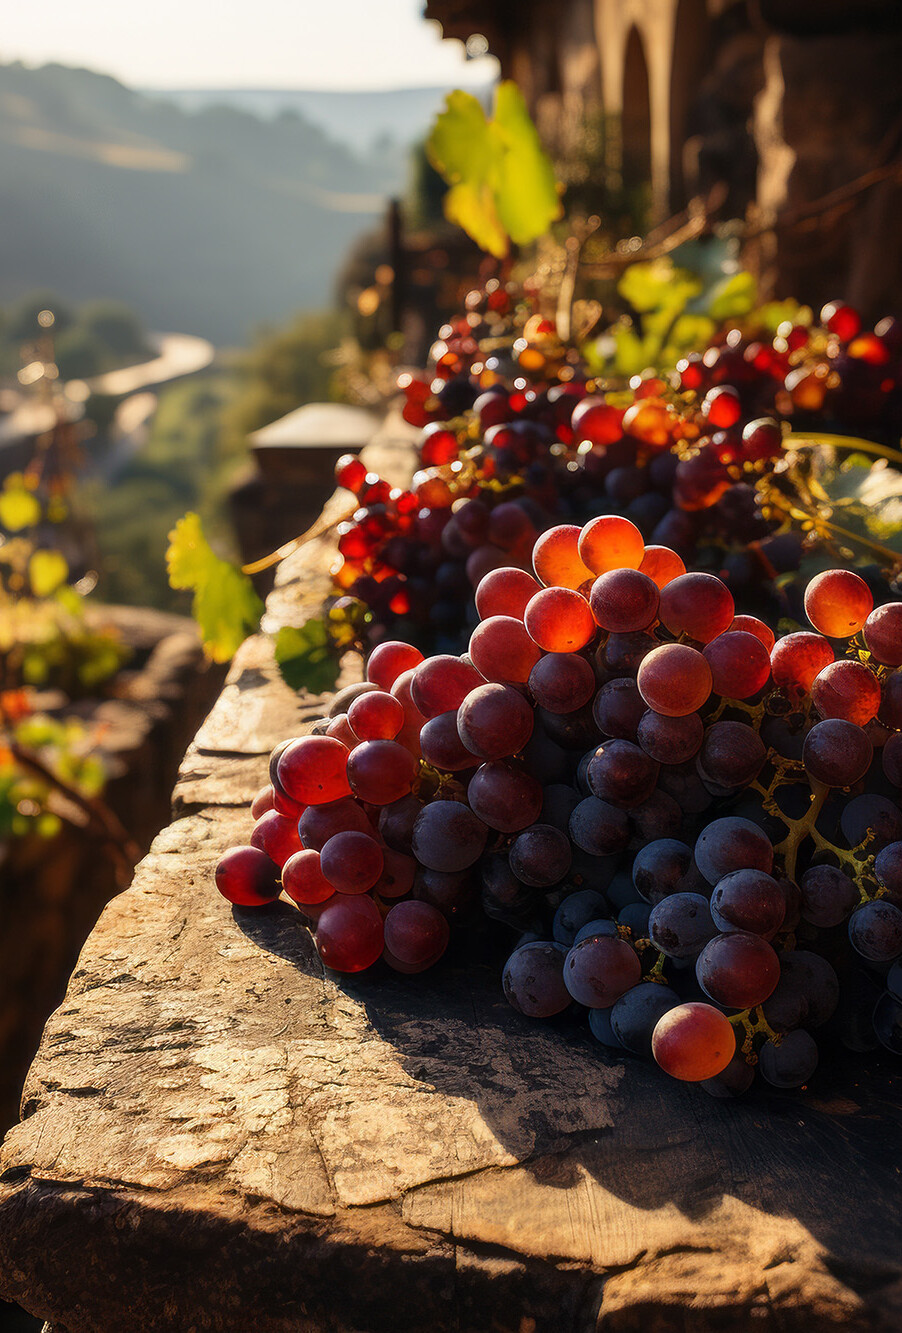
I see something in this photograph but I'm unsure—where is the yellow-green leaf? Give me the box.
[618,260,702,315]
[0,480,41,532]
[706,271,757,321]
[166,512,264,661]
[28,549,69,597]
[490,81,563,247]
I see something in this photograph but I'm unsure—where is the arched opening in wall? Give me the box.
[622,26,652,218]
[669,0,711,211]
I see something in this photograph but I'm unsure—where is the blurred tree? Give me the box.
[77,300,150,358]
[8,290,73,342]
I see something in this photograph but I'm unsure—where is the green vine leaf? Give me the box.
[166,512,263,662]
[274,620,341,695]
[28,549,69,597]
[0,476,42,531]
[427,81,562,258]
[705,271,758,322]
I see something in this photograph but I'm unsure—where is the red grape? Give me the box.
[383,901,450,972]
[652,1003,735,1081]
[277,736,351,806]
[320,830,384,894]
[524,586,596,652]
[250,810,304,868]
[696,932,780,1008]
[469,615,543,684]
[636,643,713,716]
[315,895,384,972]
[281,849,335,905]
[804,569,873,638]
[411,655,484,718]
[347,740,419,805]
[457,682,534,760]
[638,545,686,589]
[475,566,541,620]
[467,760,543,832]
[811,659,882,725]
[703,631,771,699]
[215,846,281,907]
[864,603,902,666]
[347,690,404,740]
[589,568,660,633]
[770,632,834,694]
[532,524,594,590]
[727,615,775,652]
[528,652,596,714]
[658,572,734,643]
[577,515,645,575]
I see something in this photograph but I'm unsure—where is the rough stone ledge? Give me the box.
[1,426,900,1332]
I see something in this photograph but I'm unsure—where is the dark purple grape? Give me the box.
[799,865,859,928]
[503,942,570,1017]
[411,802,488,872]
[574,918,619,944]
[509,824,573,888]
[378,795,424,853]
[758,1030,819,1088]
[657,762,713,815]
[587,739,659,807]
[694,817,773,885]
[618,901,651,937]
[412,868,477,922]
[592,678,647,741]
[803,719,873,787]
[875,842,902,902]
[553,889,611,946]
[632,839,698,905]
[636,710,704,764]
[778,952,839,1027]
[563,934,641,1007]
[540,784,581,833]
[588,1006,623,1048]
[649,893,717,959]
[628,789,683,841]
[696,721,766,789]
[610,982,680,1057]
[849,900,902,962]
[468,760,543,832]
[569,796,630,856]
[710,869,785,939]
[482,855,539,926]
[840,794,902,851]
[701,1051,755,1098]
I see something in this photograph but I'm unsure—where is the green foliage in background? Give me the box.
[0,290,151,378]
[166,512,263,662]
[427,82,562,258]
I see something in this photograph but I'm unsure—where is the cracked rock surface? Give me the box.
[1,433,901,1332]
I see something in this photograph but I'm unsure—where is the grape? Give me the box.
[638,545,685,589]
[215,846,281,906]
[374,848,417,899]
[538,701,601,750]
[574,919,619,944]
[335,453,368,493]
[320,830,384,894]
[563,934,641,1007]
[532,524,594,590]
[299,797,376,851]
[864,603,902,666]
[629,788,683,842]
[383,901,450,973]
[540,784,581,833]
[703,631,771,700]
[571,395,624,446]
[610,982,680,1057]
[347,740,418,805]
[727,615,775,652]
[696,932,780,1008]
[325,714,359,749]
[799,865,859,927]
[524,586,596,652]
[632,839,698,904]
[411,801,487,871]
[376,794,423,853]
[420,711,477,772]
[804,569,873,638]
[657,762,713,815]
[503,942,570,1017]
[482,855,539,926]
[315,895,384,973]
[703,385,741,428]
[475,566,541,620]
[593,678,647,741]
[649,893,717,959]
[469,615,543,684]
[250,785,275,820]
[413,867,477,921]
[277,736,351,806]
[873,992,902,1054]
[250,810,304,868]
[529,652,596,713]
[651,1003,735,1081]
[457,682,535,760]
[601,630,658,677]
[553,889,612,945]
[848,900,902,961]
[588,1006,623,1047]
[841,793,902,851]
[694,817,774,884]
[802,719,873,787]
[411,655,484,718]
[366,640,424,690]
[778,952,839,1027]
[758,1030,819,1088]
[636,643,712,716]
[696,721,766,789]
[760,971,808,1034]
[770,632,835,696]
[282,849,336,905]
[510,823,572,887]
[881,670,902,729]
[875,842,902,898]
[569,796,631,855]
[467,761,543,833]
[636,709,703,764]
[658,572,734,643]
[710,870,785,938]
[701,1051,755,1097]
[589,568,660,633]
[347,690,404,740]
[577,514,644,575]
[587,739,659,806]
[883,732,902,786]
[811,660,881,726]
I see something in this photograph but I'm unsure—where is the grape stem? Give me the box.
[728,1005,783,1060]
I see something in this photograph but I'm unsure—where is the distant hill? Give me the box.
[149,86,492,154]
[0,62,410,344]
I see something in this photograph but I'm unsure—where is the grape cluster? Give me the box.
[217,512,902,1093]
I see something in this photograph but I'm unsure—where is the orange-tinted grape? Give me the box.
[570,396,624,446]
[622,398,673,447]
[637,643,713,716]
[475,566,541,620]
[703,631,772,699]
[589,568,660,633]
[770,631,834,694]
[469,615,543,684]
[864,603,902,666]
[658,572,734,643]
[651,1003,735,1081]
[804,569,873,638]
[728,615,775,652]
[524,586,596,652]
[532,524,594,590]
[638,545,686,589]
[811,659,882,726]
[577,515,645,575]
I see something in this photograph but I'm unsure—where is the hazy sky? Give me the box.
[0,0,497,90]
